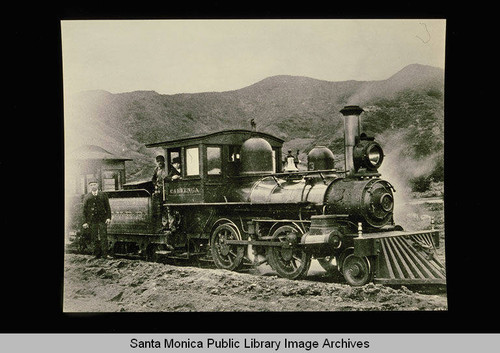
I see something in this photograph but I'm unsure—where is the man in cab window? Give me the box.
[168,156,182,180]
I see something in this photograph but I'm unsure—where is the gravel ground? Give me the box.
[63,254,447,312]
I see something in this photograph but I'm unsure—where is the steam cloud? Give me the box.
[377,130,440,228]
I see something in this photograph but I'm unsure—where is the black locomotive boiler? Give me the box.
[67,105,446,286]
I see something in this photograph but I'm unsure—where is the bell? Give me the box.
[284,156,299,172]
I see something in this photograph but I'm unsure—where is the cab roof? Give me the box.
[145,129,284,149]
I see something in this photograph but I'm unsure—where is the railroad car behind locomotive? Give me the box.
[67,105,445,286]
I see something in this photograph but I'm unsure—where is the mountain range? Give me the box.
[65,63,444,191]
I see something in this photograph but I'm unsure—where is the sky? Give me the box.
[61,19,446,96]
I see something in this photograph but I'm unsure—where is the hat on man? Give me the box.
[87,176,98,184]
[172,157,180,164]
[156,155,165,162]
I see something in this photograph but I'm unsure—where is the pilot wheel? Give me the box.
[341,254,372,286]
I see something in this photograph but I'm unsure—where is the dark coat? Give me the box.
[153,165,181,184]
[83,191,111,224]
[167,166,181,180]
[151,166,165,184]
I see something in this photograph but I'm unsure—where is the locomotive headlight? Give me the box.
[367,144,383,168]
[353,140,384,171]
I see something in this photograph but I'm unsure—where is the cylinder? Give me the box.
[340,105,364,175]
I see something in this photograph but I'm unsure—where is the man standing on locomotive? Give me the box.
[151,155,169,234]
[152,155,169,195]
[82,177,112,259]
[151,155,180,250]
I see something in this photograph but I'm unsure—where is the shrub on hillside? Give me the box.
[410,175,432,192]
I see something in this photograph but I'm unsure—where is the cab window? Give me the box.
[186,147,200,176]
[207,147,222,175]
[229,145,241,162]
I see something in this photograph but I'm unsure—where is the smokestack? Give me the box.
[340,105,364,175]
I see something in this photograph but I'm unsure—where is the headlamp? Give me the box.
[353,140,384,171]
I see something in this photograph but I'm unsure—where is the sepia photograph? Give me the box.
[61,19,447,313]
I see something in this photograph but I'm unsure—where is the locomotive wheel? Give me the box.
[341,254,372,286]
[266,225,311,280]
[210,223,245,271]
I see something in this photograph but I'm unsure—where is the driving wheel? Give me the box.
[266,224,311,280]
[210,222,245,271]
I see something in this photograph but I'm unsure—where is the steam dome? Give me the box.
[307,146,335,171]
[240,137,274,175]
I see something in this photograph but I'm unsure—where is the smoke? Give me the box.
[377,130,440,228]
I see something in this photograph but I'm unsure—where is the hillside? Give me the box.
[64,63,444,191]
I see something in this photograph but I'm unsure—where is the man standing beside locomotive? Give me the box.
[82,178,112,259]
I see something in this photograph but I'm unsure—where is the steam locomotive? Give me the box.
[66,105,445,286]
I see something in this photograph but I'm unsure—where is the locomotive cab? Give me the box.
[145,130,284,204]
